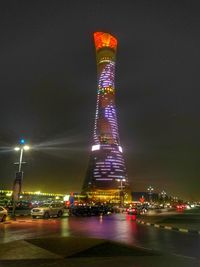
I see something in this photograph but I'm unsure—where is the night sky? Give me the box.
[0,1,200,200]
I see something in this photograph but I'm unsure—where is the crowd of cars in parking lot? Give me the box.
[0,202,147,221]
[0,201,196,222]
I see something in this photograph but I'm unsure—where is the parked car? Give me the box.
[70,205,91,216]
[0,206,8,222]
[31,203,64,219]
[70,205,113,217]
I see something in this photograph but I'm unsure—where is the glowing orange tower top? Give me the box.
[94,32,117,51]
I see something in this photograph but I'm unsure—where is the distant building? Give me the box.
[0,190,64,204]
[131,192,159,202]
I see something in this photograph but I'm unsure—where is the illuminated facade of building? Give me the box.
[0,190,86,204]
[83,32,129,201]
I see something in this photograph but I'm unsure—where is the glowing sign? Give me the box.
[92,144,100,151]
[63,195,70,201]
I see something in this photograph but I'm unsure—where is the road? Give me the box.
[1,213,200,260]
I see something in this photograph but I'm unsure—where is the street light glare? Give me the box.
[14,147,20,151]
[147,186,154,191]
[23,145,30,151]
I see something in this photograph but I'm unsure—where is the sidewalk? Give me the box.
[0,237,198,267]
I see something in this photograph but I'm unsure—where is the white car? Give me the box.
[0,206,8,222]
[31,203,64,219]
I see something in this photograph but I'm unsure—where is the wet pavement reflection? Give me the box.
[1,213,200,259]
[64,214,138,244]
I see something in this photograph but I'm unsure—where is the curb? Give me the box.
[1,214,70,224]
[136,219,200,235]
[1,219,63,224]
[1,220,33,224]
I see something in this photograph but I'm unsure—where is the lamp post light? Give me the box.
[147,186,154,204]
[12,140,30,218]
[160,190,167,207]
[14,144,30,172]
[161,190,167,200]
[117,178,126,208]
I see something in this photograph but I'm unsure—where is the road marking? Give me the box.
[133,244,154,251]
[137,219,200,235]
[172,253,196,260]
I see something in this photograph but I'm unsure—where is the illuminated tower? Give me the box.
[83,32,129,199]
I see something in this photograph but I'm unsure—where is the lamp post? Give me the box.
[147,186,154,204]
[117,178,126,208]
[161,190,166,201]
[14,145,30,172]
[160,190,166,208]
[12,139,30,218]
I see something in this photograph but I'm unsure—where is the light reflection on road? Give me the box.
[1,213,200,259]
[63,214,138,245]
[0,214,139,245]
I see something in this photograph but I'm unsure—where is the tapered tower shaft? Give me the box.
[83,32,128,195]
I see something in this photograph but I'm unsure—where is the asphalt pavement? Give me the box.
[0,236,198,267]
[0,212,200,266]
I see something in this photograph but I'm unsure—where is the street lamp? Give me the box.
[117,178,126,208]
[161,190,167,200]
[12,139,30,218]
[14,145,30,172]
[147,186,154,203]
[160,190,167,207]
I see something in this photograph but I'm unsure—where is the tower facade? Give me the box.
[83,32,129,199]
